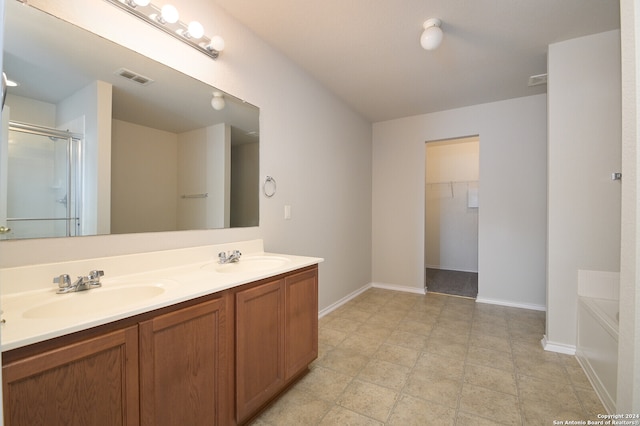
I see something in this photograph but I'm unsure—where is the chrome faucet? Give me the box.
[54,270,104,294]
[218,250,242,264]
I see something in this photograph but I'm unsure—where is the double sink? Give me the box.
[9,255,290,321]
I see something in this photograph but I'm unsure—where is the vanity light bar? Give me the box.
[105,0,224,59]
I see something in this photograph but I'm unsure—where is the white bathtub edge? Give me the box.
[579,297,619,338]
[576,351,617,414]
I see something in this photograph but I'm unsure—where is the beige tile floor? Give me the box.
[251,288,606,425]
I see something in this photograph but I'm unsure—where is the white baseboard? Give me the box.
[319,285,543,319]
[318,283,371,318]
[371,282,427,295]
[476,296,546,312]
[541,335,576,355]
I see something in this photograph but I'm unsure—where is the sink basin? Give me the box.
[23,281,175,319]
[202,256,290,274]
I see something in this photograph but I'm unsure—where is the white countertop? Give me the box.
[0,240,323,351]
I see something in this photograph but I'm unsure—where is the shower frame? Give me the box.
[6,121,83,238]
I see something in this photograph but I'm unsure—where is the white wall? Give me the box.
[177,124,230,229]
[546,30,622,350]
[111,119,178,233]
[57,80,112,236]
[177,127,207,230]
[0,0,372,312]
[373,94,547,309]
[205,123,231,229]
[4,94,55,126]
[618,0,640,412]
[425,138,479,272]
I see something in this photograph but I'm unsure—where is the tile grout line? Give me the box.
[507,314,528,426]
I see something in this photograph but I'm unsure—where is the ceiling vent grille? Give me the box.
[528,73,547,87]
[115,68,154,86]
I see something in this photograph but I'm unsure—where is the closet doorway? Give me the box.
[424,136,479,298]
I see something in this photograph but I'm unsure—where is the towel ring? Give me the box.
[263,176,277,197]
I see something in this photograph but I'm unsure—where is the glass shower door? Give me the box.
[3,122,81,239]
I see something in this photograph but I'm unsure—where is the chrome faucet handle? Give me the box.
[218,250,241,263]
[89,270,104,280]
[53,274,71,289]
[227,250,241,263]
[87,270,104,288]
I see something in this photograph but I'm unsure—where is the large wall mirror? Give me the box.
[1,0,259,240]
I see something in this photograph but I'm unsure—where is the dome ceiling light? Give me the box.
[420,18,443,51]
[211,92,226,110]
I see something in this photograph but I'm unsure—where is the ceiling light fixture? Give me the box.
[211,92,225,110]
[126,0,150,6]
[420,18,443,51]
[107,0,225,59]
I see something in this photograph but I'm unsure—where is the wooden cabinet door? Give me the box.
[235,279,285,423]
[284,267,318,380]
[139,297,227,426]
[2,326,139,426]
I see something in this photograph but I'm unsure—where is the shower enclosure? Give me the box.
[1,121,82,239]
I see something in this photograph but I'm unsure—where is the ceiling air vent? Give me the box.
[528,73,547,87]
[115,68,154,86]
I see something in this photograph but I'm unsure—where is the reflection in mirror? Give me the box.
[1,0,259,240]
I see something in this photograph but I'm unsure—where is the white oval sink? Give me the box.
[23,281,174,319]
[202,256,290,274]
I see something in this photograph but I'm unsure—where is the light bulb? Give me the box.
[187,21,205,39]
[160,4,179,24]
[420,18,443,51]
[133,0,150,6]
[211,92,225,110]
[208,35,225,52]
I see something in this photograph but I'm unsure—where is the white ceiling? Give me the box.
[212,0,621,122]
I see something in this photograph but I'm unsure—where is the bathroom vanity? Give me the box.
[0,240,322,425]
